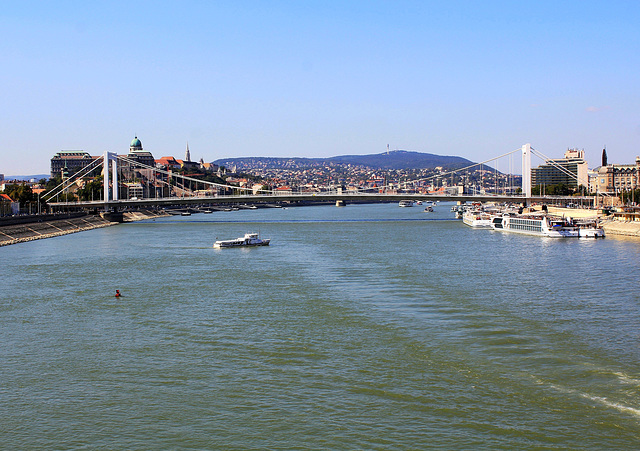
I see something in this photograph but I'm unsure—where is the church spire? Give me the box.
[185,142,191,162]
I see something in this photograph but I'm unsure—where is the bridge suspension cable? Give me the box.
[361,147,523,194]
[115,154,273,194]
[42,156,105,202]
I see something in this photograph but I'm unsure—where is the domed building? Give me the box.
[116,136,158,200]
[126,135,155,168]
[130,136,143,152]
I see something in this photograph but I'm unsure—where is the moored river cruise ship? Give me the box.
[491,214,605,238]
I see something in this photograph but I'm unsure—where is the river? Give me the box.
[2,202,640,449]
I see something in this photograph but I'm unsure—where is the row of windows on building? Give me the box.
[530,148,640,193]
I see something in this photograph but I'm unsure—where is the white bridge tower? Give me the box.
[103,151,118,207]
[521,143,532,200]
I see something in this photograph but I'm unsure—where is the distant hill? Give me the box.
[4,174,49,182]
[215,150,475,171]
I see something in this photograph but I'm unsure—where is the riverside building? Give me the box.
[50,150,97,178]
[592,154,640,195]
[117,136,156,198]
[124,136,156,168]
[531,148,589,190]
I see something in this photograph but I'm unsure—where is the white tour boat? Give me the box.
[213,233,271,248]
[398,200,413,207]
[462,209,494,228]
[491,214,604,238]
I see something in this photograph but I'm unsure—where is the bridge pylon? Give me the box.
[521,143,532,201]
[103,151,118,209]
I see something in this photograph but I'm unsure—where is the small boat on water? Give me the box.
[452,205,466,219]
[399,200,413,207]
[214,233,271,248]
[181,211,191,216]
[424,206,434,212]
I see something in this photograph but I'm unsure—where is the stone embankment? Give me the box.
[0,215,116,247]
[0,210,169,247]
[600,220,640,238]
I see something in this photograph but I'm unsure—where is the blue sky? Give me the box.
[1,0,639,175]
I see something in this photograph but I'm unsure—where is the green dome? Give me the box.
[130,137,142,148]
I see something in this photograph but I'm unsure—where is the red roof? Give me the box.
[1,193,14,202]
[156,156,179,164]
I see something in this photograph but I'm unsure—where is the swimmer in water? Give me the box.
[115,290,121,298]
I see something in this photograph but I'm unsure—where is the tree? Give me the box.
[620,188,640,205]
[2,183,34,206]
[46,175,63,190]
[77,176,103,201]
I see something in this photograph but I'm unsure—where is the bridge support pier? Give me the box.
[103,151,118,211]
[100,211,124,223]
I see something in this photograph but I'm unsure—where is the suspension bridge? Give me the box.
[43,144,601,215]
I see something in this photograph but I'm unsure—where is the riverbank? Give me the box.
[0,215,117,247]
[0,210,170,247]
[599,219,640,238]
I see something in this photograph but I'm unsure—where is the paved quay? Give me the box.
[599,219,640,238]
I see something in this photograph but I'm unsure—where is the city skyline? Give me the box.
[2,1,639,175]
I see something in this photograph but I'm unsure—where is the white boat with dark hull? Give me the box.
[214,233,271,248]
[491,214,604,238]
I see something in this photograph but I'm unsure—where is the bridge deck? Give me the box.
[48,193,596,210]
